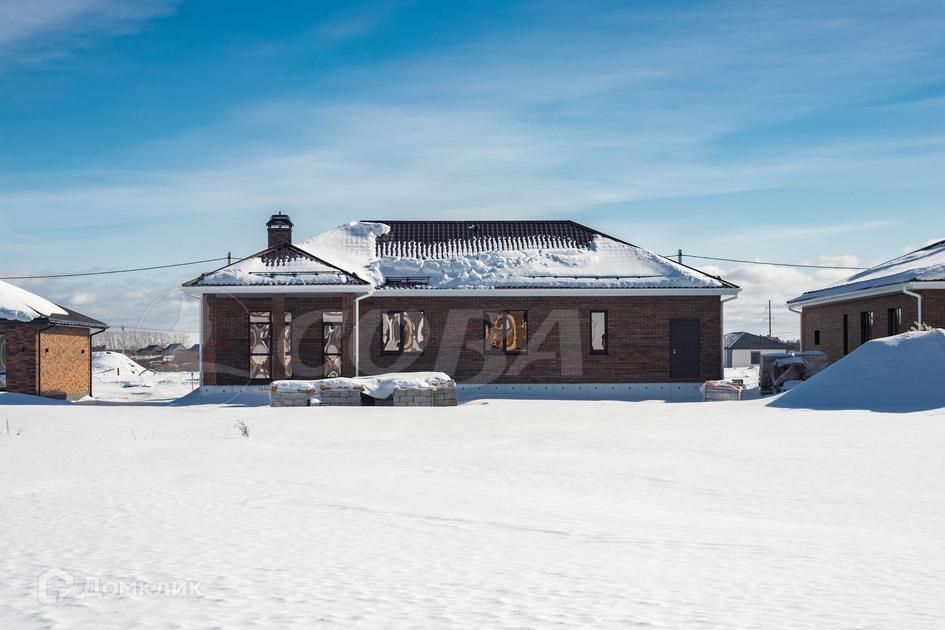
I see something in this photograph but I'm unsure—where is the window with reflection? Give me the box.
[484,311,528,353]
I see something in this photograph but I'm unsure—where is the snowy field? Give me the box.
[1,396,944,629]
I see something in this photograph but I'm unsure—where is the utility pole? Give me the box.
[677,249,683,264]
[767,300,773,338]
[227,251,232,265]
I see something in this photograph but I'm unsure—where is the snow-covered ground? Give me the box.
[1,396,944,628]
[91,352,198,403]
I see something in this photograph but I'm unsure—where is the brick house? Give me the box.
[0,280,108,400]
[787,239,945,364]
[183,214,739,396]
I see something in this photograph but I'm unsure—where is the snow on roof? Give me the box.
[188,220,734,291]
[187,242,367,287]
[297,221,732,291]
[0,279,68,322]
[789,239,945,304]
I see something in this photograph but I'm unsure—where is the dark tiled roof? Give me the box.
[43,306,108,329]
[369,220,609,259]
[725,332,793,350]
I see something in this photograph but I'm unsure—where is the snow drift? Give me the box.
[768,329,945,412]
[92,351,148,376]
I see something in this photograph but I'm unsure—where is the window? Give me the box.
[323,311,343,377]
[249,312,272,380]
[0,334,6,390]
[750,351,762,365]
[283,313,293,378]
[860,311,873,344]
[382,311,428,353]
[590,311,607,353]
[888,307,902,337]
[813,329,821,346]
[842,314,849,355]
[484,311,528,353]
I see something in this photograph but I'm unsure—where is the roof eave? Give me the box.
[787,280,945,308]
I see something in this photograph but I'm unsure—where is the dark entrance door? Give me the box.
[670,319,700,379]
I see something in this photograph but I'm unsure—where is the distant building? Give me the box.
[724,332,795,368]
[0,280,108,400]
[788,239,945,364]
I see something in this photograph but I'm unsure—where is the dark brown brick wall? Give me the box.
[0,322,92,399]
[202,294,356,385]
[203,293,723,384]
[0,322,39,394]
[800,289,944,364]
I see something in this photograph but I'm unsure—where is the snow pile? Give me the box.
[769,329,945,412]
[92,351,148,376]
[0,279,67,322]
[791,239,945,303]
[272,371,453,399]
[297,221,389,284]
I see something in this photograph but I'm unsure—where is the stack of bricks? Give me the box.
[318,384,364,406]
[392,380,457,407]
[269,383,315,407]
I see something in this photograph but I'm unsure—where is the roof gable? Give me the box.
[184,242,368,287]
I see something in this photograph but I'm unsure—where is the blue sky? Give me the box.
[2,0,944,337]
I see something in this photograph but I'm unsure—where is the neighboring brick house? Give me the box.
[787,239,945,364]
[183,214,739,396]
[0,280,108,400]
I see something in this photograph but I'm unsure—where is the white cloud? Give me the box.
[0,0,176,70]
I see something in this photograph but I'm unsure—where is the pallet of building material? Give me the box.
[270,382,315,407]
[796,351,828,379]
[702,380,743,402]
[759,353,794,395]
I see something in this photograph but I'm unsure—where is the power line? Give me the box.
[0,256,232,281]
[665,253,867,270]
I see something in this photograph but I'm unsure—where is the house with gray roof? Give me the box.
[787,239,945,364]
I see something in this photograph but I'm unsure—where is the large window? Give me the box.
[860,311,873,344]
[590,311,607,353]
[888,307,902,337]
[323,311,343,377]
[485,311,528,354]
[0,334,6,390]
[249,312,272,380]
[283,313,293,378]
[382,311,428,353]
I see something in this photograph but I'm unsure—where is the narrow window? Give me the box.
[323,311,343,377]
[813,329,821,346]
[860,311,873,344]
[484,311,528,353]
[382,311,428,353]
[750,351,761,365]
[590,311,607,353]
[0,334,6,390]
[283,313,293,378]
[887,307,901,337]
[842,314,849,355]
[249,312,272,380]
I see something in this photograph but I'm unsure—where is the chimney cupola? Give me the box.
[266,213,293,248]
